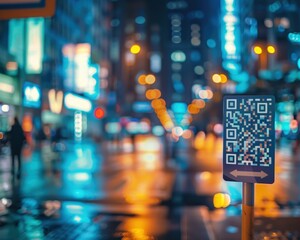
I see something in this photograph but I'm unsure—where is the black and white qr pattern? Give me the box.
[224,96,274,167]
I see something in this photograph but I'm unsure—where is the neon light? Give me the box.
[64,93,92,112]
[26,18,44,74]
[23,82,41,108]
[48,89,63,114]
[288,32,300,43]
[74,44,91,93]
[74,111,82,140]
[221,0,241,73]
[1,105,9,113]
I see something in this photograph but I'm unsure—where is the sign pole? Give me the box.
[242,182,254,240]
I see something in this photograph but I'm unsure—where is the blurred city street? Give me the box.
[0,135,299,239]
[1,1,300,238]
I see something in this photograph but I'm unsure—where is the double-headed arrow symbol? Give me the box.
[230,169,268,179]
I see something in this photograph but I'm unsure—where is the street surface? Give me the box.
[0,135,299,239]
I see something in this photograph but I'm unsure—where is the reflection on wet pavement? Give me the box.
[0,136,299,239]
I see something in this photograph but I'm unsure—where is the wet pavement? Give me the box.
[0,136,299,239]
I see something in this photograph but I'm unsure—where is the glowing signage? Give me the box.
[62,43,93,94]
[221,0,241,72]
[9,19,25,68]
[26,18,44,74]
[86,64,100,100]
[64,93,92,112]
[0,74,20,105]
[62,44,75,91]
[74,43,90,93]
[0,83,14,93]
[74,111,82,140]
[23,82,41,108]
[48,89,63,114]
[288,32,300,44]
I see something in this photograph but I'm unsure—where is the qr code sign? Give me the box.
[223,95,275,184]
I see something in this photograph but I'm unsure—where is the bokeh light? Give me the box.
[212,74,221,83]
[145,74,156,84]
[253,46,262,55]
[130,44,141,54]
[267,45,276,54]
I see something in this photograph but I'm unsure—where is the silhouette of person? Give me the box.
[7,117,26,177]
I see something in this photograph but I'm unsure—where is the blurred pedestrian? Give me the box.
[7,117,26,177]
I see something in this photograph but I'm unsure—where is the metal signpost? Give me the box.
[0,0,55,19]
[223,95,275,240]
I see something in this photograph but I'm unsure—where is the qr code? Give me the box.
[224,97,274,167]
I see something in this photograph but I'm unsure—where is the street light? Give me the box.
[267,45,276,54]
[130,44,141,54]
[253,44,276,70]
[253,46,262,55]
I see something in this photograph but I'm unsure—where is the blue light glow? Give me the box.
[221,0,241,73]
[235,82,249,93]
[23,82,41,108]
[152,125,165,136]
[207,39,216,48]
[190,51,201,62]
[86,64,100,100]
[135,16,145,24]
[150,53,161,73]
[171,102,187,113]
[133,101,152,113]
[68,172,91,181]
[74,216,82,223]
[288,32,300,43]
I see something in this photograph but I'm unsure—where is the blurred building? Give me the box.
[0,20,20,133]
[252,0,300,138]
[0,0,112,141]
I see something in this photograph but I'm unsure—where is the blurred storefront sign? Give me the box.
[64,93,92,113]
[9,17,44,74]
[63,44,97,96]
[8,19,24,68]
[23,81,41,108]
[26,18,44,74]
[48,89,63,114]
[86,64,100,100]
[0,73,20,105]
[0,0,56,19]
